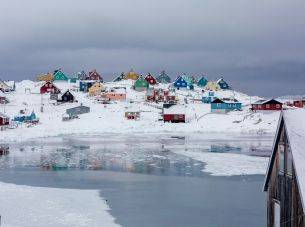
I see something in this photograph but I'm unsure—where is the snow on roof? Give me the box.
[253,99,282,105]
[283,109,305,206]
[0,112,9,118]
[163,105,186,114]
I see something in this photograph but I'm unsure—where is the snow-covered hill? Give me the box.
[1,80,281,142]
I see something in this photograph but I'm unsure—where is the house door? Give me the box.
[274,202,280,227]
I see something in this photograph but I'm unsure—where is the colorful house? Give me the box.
[197,76,208,87]
[0,112,10,126]
[13,110,38,123]
[36,73,54,82]
[145,73,157,85]
[40,81,61,94]
[125,111,140,120]
[202,91,217,103]
[182,74,196,86]
[211,98,242,113]
[125,69,139,80]
[113,72,125,82]
[77,71,88,80]
[79,81,94,92]
[101,93,126,101]
[88,82,105,96]
[156,70,171,84]
[263,109,305,227]
[251,99,282,111]
[217,77,230,90]
[204,81,221,91]
[173,76,187,89]
[134,76,149,91]
[163,105,186,123]
[53,70,69,81]
[59,90,76,103]
[88,69,103,81]
[68,75,78,83]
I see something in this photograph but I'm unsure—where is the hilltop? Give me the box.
[0,79,281,142]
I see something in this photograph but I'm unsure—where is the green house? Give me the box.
[197,76,208,87]
[53,70,69,81]
[134,76,149,91]
[182,74,196,86]
[156,70,171,83]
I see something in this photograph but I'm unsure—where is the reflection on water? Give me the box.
[0,143,205,178]
[0,134,272,177]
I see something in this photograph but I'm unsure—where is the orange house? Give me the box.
[101,93,126,101]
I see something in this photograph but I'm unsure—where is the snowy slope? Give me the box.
[0,80,281,142]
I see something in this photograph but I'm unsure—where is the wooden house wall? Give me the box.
[267,125,305,227]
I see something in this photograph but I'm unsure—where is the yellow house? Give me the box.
[125,69,139,80]
[204,81,221,91]
[36,73,54,82]
[88,82,105,96]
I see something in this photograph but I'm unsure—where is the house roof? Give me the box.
[253,99,282,105]
[211,98,240,104]
[0,112,9,119]
[163,105,186,114]
[264,109,305,209]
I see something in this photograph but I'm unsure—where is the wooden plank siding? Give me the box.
[266,121,305,227]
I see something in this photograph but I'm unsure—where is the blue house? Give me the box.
[79,81,94,92]
[197,76,208,87]
[211,98,241,113]
[217,77,230,90]
[202,91,217,103]
[14,111,38,122]
[173,76,188,89]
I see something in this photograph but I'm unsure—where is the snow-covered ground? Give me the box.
[0,80,281,142]
[0,182,120,227]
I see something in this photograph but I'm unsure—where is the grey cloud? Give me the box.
[0,0,305,96]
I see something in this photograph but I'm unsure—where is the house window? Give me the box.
[258,105,261,109]
[266,104,270,109]
[217,103,221,107]
[276,104,280,108]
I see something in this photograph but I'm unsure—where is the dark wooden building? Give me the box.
[252,99,283,111]
[264,109,305,227]
[59,90,76,103]
[40,81,61,94]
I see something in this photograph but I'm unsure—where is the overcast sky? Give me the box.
[0,0,304,97]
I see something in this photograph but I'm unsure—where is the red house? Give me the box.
[251,99,283,111]
[163,105,185,123]
[145,73,157,85]
[0,113,10,126]
[87,69,103,82]
[293,100,305,108]
[40,82,61,94]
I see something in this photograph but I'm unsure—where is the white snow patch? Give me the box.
[0,182,120,227]
[173,150,269,176]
